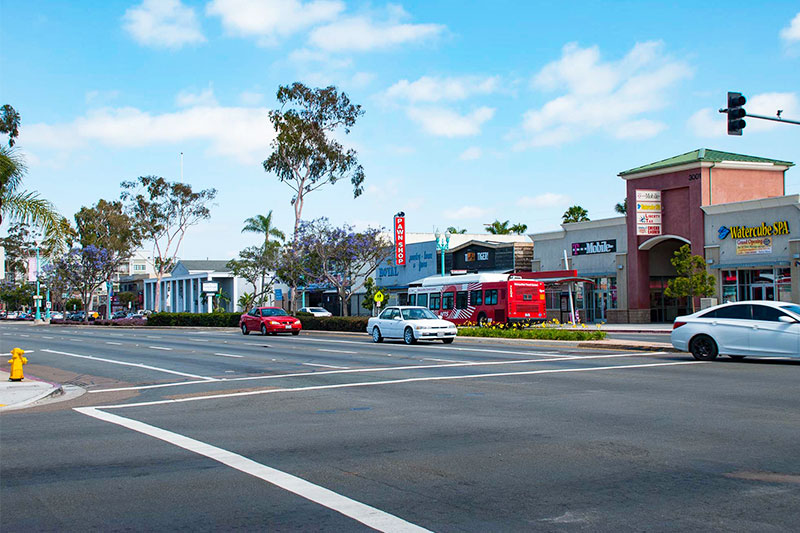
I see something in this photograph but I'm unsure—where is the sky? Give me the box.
[2,0,799,259]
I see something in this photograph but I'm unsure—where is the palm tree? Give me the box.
[0,145,70,249]
[562,205,590,223]
[446,226,467,234]
[509,223,528,234]
[242,210,285,246]
[484,220,511,234]
[614,198,627,214]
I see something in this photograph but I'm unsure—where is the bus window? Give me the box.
[442,291,454,310]
[409,294,416,306]
[456,291,467,309]
[485,289,498,305]
[430,294,440,310]
[470,290,482,306]
[417,293,428,307]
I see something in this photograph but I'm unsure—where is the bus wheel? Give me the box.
[477,313,488,327]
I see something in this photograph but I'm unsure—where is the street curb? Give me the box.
[0,384,65,411]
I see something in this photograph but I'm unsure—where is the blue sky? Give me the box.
[2,0,799,258]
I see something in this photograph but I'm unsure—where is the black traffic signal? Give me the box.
[727,91,746,135]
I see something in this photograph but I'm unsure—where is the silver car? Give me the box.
[671,300,800,360]
[367,306,458,345]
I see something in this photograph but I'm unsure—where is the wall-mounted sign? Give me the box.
[572,240,617,255]
[394,216,406,265]
[465,251,490,262]
[718,221,790,240]
[736,237,772,255]
[202,281,219,293]
[636,189,662,236]
[274,288,282,301]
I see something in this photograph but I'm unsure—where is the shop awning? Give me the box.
[535,276,596,285]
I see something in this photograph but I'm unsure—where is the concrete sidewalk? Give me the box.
[0,369,64,411]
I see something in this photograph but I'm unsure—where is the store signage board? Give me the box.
[394,216,406,265]
[202,281,219,293]
[572,240,617,256]
[736,237,772,255]
[637,212,662,224]
[635,190,661,202]
[636,189,662,236]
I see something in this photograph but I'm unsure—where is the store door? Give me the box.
[750,284,774,301]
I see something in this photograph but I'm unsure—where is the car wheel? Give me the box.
[372,327,383,343]
[241,324,249,335]
[477,313,488,327]
[291,330,300,336]
[728,355,746,361]
[403,327,416,345]
[689,334,718,361]
[261,324,267,336]
[442,338,454,344]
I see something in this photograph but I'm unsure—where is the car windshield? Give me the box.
[778,304,800,316]
[401,308,439,320]
[311,308,327,312]
[261,308,288,317]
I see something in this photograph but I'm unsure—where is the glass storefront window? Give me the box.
[777,268,791,302]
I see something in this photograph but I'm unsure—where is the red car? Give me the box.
[240,307,302,336]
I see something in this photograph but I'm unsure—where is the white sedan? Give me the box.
[298,306,333,317]
[367,306,458,345]
[671,300,800,360]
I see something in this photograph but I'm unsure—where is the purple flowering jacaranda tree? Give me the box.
[51,246,119,322]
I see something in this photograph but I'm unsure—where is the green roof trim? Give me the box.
[618,149,794,176]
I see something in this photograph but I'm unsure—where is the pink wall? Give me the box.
[707,168,784,205]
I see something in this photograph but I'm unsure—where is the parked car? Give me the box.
[112,310,128,319]
[67,311,85,321]
[16,312,32,320]
[5,311,19,320]
[671,300,800,360]
[50,311,64,320]
[298,306,333,317]
[240,307,302,336]
[367,306,458,345]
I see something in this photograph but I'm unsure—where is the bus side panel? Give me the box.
[507,280,547,321]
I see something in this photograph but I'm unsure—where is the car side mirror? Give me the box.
[778,316,797,324]
[394,316,403,321]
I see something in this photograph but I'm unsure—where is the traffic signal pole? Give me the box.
[735,112,800,126]
[719,91,800,135]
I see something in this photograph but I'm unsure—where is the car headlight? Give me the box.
[414,324,422,330]
[269,320,279,325]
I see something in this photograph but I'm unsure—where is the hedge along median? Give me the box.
[457,326,606,341]
[145,312,370,332]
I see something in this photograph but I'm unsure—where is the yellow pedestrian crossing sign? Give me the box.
[374,291,384,303]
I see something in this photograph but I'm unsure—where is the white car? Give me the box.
[671,300,800,360]
[49,311,64,320]
[298,306,333,317]
[367,306,458,345]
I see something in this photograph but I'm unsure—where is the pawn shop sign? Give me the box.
[374,291,385,303]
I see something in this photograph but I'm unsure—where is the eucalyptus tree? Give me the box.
[121,176,216,312]
[263,83,366,239]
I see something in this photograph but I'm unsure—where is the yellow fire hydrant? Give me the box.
[8,348,27,381]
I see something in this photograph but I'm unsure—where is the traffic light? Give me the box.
[727,91,746,135]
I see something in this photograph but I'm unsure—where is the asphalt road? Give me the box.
[2,323,799,532]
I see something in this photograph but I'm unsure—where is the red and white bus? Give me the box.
[407,273,546,326]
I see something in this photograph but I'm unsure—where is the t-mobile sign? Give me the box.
[394,215,406,265]
[572,240,617,255]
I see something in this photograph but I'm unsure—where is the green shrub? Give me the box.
[147,312,241,327]
[297,315,369,332]
[457,326,606,341]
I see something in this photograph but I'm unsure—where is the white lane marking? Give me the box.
[74,407,430,532]
[149,346,173,351]
[303,363,350,369]
[19,334,30,337]
[318,348,358,355]
[191,339,210,343]
[106,341,122,345]
[96,361,705,408]
[214,353,244,358]
[40,349,216,380]
[42,336,54,339]
[423,358,469,363]
[88,352,650,393]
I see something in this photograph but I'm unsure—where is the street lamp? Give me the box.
[33,240,41,321]
[434,229,451,276]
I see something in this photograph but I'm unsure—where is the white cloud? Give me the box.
[407,107,495,137]
[308,6,444,52]
[780,12,800,42]
[24,104,273,165]
[517,193,571,208]
[239,90,264,105]
[176,86,218,107]
[123,0,205,49]
[385,76,499,103]
[688,92,798,137]
[459,147,482,160]
[445,205,492,220]
[207,0,343,45]
[519,41,691,148]
[85,90,121,106]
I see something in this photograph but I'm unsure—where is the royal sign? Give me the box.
[394,215,406,265]
[718,221,790,240]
